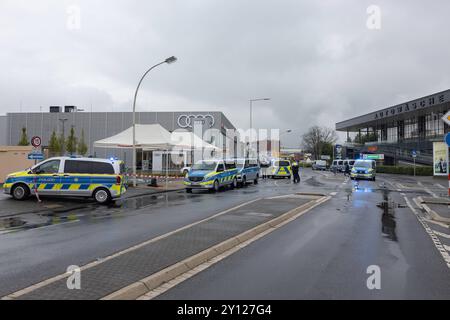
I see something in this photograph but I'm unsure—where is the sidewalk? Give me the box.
[4,193,325,300]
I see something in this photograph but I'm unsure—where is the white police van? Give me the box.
[232,158,260,187]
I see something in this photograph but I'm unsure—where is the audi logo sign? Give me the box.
[177,114,215,128]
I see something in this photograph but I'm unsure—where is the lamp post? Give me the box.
[249,98,270,158]
[279,129,292,157]
[132,56,177,187]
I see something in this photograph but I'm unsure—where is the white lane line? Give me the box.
[330,192,337,196]
[435,184,446,190]
[445,245,450,252]
[433,231,450,239]
[423,218,450,229]
[419,181,439,198]
[404,196,450,268]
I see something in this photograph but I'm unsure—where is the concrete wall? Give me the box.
[0,146,34,183]
[0,116,7,145]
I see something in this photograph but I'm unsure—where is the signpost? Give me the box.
[442,111,450,126]
[412,150,417,177]
[445,133,450,197]
[29,136,43,164]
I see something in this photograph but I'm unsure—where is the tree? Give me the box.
[48,130,61,156]
[66,126,78,155]
[18,127,30,146]
[301,126,337,160]
[77,129,88,156]
[354,132,378,144]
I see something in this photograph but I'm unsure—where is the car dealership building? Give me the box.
[336,90,450,169]
[0,108,237,172]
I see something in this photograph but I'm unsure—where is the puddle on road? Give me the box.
[0,213,79,234]
[377,189,397,242]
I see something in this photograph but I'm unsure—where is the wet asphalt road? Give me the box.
[1,169,449,299]
[156,174,450,300]
[0,170,319,296]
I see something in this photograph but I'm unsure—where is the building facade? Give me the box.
[336,89,450,165]
[1,110,237,171]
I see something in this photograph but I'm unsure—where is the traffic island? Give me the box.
[418,197,450,223]
[3,193,329,300]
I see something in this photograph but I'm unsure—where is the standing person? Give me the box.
[344,162,350,177]
[292,162,300,184]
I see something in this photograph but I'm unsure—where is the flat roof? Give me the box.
[336,89,450,131]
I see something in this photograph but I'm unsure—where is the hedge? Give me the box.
[376,165,433,176]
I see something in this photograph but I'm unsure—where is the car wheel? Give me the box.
[254,175,259,184]
[93,188,111,204]
[186,188,192,193]
[231,178,237,189]
[12,183,30,201]
[372,177,376,181]
[213,180,220,192]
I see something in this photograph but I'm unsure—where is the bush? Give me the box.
[376,165,433,176]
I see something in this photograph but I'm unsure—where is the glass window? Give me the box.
[191,161,217,171]
[64,161,114,174]
[91,162,115,174]
[277,161,290,167]
[35,160,60,174]
[225,161,236,170]
[217,163,225,172]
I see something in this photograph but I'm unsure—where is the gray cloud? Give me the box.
[1,0,450,146]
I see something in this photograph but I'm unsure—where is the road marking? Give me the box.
[418,181,439,198]
[3,197,263,300]
[435,184,446,190]
[445,245,450,252]
[330,192,337,196]
[433,231,450,239]
[404,196,450,268]
[138,195,331,300]
[423,218,450,229]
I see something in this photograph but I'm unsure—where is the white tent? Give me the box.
[93,124,173,150]
[167,131,220,151]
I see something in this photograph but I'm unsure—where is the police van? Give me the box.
[184,159,238,193]
[3,157,126,204]
[233,158,260,187]
[267,159,292,179]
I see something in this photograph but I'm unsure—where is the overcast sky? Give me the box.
[1,0,450,146]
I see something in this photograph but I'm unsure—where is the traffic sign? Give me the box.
[28,153,44,160]
[442,111,450,126]
[31,136,42,148]
[445,133,450,147]
[363,154,384,160]
[412,150,417,158]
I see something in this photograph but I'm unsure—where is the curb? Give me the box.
[102,195,330,300]
[417,196,450,224]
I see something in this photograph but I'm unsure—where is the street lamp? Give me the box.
[132,56,177,187]
[279,129,293,156]
[248,98,270,158]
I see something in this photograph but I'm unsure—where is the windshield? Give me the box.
[276,161,290,167]
[191,161,217,171]
[354,161,372,168]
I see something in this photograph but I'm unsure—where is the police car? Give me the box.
[3,157,126,204]
[233,158,260,186]
[350,160,376,181]
[184,159,238,193]
[267,159,292,179]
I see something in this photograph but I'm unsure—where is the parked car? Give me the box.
[184,159,238,193]
[3,157,126,204]
[312,160,327,171]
